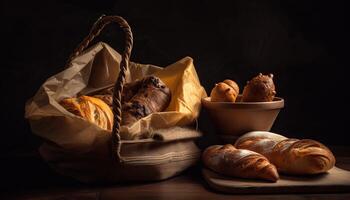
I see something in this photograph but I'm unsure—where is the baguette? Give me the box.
[235,131,336,175]
[202,144,279,182]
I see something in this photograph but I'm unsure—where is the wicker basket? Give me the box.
[31,15,204,183]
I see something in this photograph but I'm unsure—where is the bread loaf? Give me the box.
[121,76,171,125]
[60,95,114,131]
[235,131,336,175]
[92,78,145,107]
[92,76,171,126]
[202,144,279,182]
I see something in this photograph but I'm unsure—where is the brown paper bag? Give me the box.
[25,42,207,149]
[24,16,207,182]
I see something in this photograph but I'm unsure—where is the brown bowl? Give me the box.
[202,95,284,142]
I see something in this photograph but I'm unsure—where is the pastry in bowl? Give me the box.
[203,74,283,140]
[242,73,276,102]
[210,79,239,102]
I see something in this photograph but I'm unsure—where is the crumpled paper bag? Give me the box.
[25,42,207,150]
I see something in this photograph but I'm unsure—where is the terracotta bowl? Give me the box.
[201,95,284,142]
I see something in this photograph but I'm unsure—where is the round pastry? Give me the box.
[210,79,239,102]
[242,73,276,102]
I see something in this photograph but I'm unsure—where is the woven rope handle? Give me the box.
[66,15,133,163]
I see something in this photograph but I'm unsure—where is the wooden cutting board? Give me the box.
[202,167,350,194]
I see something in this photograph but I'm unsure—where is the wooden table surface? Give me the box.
[1,146,350,200]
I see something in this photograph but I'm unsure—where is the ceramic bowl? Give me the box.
[201,95,284,142]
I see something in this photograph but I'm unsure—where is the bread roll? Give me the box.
[235,131,336,175]
[210,79,239,102]
[202,144,279,182]
[60,95,114,131]
[242,73,276,102]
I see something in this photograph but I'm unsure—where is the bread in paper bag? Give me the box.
[25,42,207,150]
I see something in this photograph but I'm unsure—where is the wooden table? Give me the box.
[1,146,350,200]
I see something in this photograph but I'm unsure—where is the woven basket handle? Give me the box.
[66,15,133,163]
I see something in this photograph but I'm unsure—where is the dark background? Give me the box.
[1,0,348,156]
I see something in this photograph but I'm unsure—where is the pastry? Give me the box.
[235,131,336,175]
[202,144,279,182]
[210,79,239,102]
[242,73,276,102]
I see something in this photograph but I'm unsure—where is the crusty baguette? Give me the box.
[235,131,336,175]
[202,144,279,182]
